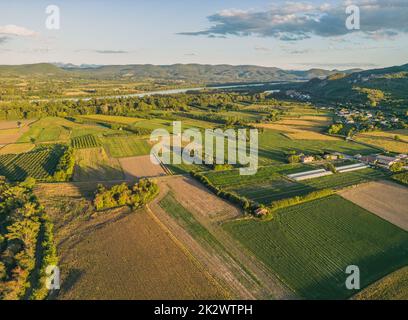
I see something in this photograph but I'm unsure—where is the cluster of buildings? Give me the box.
[285,90,311,101]
[298,150,407,170]
[300,152,341,164]
[335,108,401,127]
[357,153,407,169]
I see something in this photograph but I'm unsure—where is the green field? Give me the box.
[101,135,151,158]
[223,195,408,299]
[204,164,386,205]
[18,117,73,143]
[71,134,101,149]
[0,146,63,180]
[258,129,379,165]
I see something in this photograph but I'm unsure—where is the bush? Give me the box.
[392,171,408,185]
[390,162,404,173]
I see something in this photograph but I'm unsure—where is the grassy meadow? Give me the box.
[223,195,408,299]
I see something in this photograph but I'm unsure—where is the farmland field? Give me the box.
[18,117,73,143]
[52,205,229,299]
[340,180,408,231]
[223,195,408,299]
[353,266,408,300]
[0,145,64,181]
[0,143,35,155]
[159,193,227,252]
[258,129,378,164]
[71,134,100,149]
[101,135,151,158]
[73,147,124,181]
[80,114,142,124]
[355,129,408,153]
[204,165,386,205]
[119,155,166,180]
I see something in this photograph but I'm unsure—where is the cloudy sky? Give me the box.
[0,0,407,69]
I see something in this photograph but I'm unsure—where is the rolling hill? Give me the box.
[0,63,359,83]
[297,63,408,108]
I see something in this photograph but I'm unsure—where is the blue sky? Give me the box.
[0,0,407,69]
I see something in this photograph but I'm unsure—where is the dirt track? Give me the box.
[149,175,296,300]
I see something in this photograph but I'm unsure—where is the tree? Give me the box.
[287,154,300,163]
[328,123,343,135]
[390,162,404,173]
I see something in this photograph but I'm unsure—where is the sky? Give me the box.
[0,0,407,70]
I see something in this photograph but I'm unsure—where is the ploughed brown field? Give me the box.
[340,180,408,231]
[57,210,228,299]
[119,155,167,180]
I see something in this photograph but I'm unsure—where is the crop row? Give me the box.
[71,134,100,149]
[0,148,63,181]
[223,195,408,299]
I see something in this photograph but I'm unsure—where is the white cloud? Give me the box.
[179,0,408,41]
[0,24,38,37]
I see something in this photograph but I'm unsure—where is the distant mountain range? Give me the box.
[0,62,361,83]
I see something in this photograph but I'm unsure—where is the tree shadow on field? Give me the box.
[56,268,84,299]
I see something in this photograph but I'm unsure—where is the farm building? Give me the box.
[324,154,339,160]
[375,155,399,168]
[300,155,315,163]
[287,169,333,181]
[360,155,377,164]
[335,163,369,173]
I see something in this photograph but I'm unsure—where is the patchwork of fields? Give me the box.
[204,164,387,205]
[223,195,408,299]
[1,108,407,301]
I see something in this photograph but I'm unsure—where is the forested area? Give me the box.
[0,92,271,120]
[0,177,57,300]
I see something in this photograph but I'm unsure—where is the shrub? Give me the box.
[392,171,408,185]
[270,189,334,211]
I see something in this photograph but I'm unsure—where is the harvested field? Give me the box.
[255,123,338,141]
[353,266,408,300]
[81,114,141,124]
[163,176,241,221]
[340,180,408,231]
[54,208,229,299]
[119,155,167,180]
[73,147,124,181]
[33,184,229,300]
[0,119,34,130]
[0,143,34,154]
[0,124,31,144]
[355,130,408,153]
